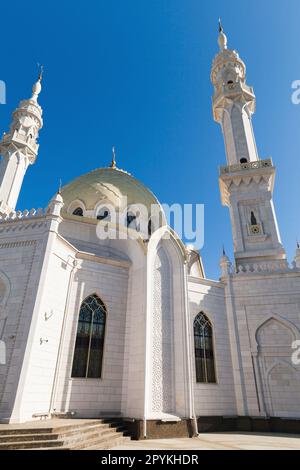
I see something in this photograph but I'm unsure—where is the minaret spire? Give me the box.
[211,27,286,270]
[31,65,43,102]
[0,72,43,215]
[211,25,256,165]
[37,64,44,82]
[218,18,227,50]
[218,18,223,33]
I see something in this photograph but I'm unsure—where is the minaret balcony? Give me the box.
[218,158,275,206]
[0,132,38,160]
[212,82,255,108]
[219,158,273,175]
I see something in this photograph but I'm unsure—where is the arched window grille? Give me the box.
[71,294,106,378]
[72,207,83,216]
[194,312,216,383]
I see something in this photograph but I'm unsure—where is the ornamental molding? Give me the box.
[230,259,300,276]
[0,220,48,235]
[219,170,275,206]
[0,208,49,234]
[76,251,131,269]
[0,240,37,249]
[219,158,273,175]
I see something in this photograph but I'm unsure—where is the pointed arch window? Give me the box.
[71,294,106,378]
[194,312,216,383]
[126,211,140,230]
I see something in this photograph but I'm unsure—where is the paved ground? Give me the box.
[113,432,300,450]
[1,420,299,450]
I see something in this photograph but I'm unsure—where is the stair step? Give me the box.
[0,419,102,436]
[83,436,132,451]
[0,419,132,450]
[0,423,119,443]
[73,434,132,450]
[0,439,65,450]
[0,433,59,443]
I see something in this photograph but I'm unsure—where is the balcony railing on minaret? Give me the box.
[219,158,273,175]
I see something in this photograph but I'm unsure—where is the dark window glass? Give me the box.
[72,207,83,216]
[97,210,110,221]
[148,218,153,237]
[71,294,106,378]
[194,312,216,383]
[127,212,136,227]
[250,211,257,226]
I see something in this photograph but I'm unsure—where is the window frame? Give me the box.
[193,312,217,384]
[71,294,107,380]
[72,207,84,217]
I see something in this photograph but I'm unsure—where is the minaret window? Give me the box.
[250,211,257,226]
[72,207,83,216]
[71,294,106,379]
[240,158,248,164]
[194,312,216,383]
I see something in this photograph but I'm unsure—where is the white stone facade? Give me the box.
[0,28,300,432]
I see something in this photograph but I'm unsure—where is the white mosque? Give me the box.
[0,25,300,439]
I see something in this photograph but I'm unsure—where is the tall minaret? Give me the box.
[211,22,286,269]
[0,72,43,215]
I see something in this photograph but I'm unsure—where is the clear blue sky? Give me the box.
[1,0,300,279]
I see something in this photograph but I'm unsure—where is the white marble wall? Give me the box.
[1,213,300,424]
[227,271,300,417]
[188,278,237,416]
[53,255,129,418]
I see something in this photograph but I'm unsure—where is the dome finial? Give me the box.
[218,18,228,51]
[110,146,116,169]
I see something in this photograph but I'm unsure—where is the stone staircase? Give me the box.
[0,419,131,450]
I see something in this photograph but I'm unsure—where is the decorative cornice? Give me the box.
[219,160,275,206]
[76,251,131,268]
[0,208,45,223]
[188,276,224,289]
[0,220,48,235]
